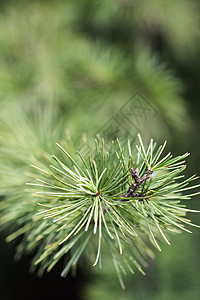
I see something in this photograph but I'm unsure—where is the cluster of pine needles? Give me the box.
[1,133,198,288]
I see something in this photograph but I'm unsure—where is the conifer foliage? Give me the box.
[20,134,200,287]
[0,0,200,291]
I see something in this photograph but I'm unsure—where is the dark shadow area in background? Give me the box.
[0,236,90,300]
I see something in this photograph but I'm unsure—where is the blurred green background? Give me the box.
[0,0,200,299]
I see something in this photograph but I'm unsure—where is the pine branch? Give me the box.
[18,134,200,288]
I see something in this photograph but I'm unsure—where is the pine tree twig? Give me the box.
[0,133,200,288]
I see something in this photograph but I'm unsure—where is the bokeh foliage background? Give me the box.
[0,0,200,299]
